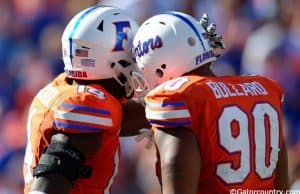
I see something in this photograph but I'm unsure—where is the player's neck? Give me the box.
[185,63,216,77]
[96,79,126,99]
[68,78,100,85]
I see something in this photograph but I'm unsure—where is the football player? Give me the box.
[23,6,150,194]
[132,12,288,194]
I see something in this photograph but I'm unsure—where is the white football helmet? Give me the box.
[61,5,139,98]
[132,11,217,89]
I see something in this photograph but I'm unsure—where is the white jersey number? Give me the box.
[216,103,280,184]
[148,77,189,96]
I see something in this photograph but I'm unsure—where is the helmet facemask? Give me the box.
[110,59,136,99]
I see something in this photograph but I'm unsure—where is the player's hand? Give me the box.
[135,128,153,149]
[199,13,225,51]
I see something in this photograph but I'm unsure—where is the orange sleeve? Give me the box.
[145,90,192,129]
[53,93,121,134]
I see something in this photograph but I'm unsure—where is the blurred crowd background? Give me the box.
[0,0,299,193]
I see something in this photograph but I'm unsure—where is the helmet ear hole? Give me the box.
[118,60,131,67]
[161,64,166,69]
[155,69,164,78]
[110,62,116,68]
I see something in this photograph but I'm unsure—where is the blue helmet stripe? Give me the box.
[68,5,101,65]
[164,12,206,51]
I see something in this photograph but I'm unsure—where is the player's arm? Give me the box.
[120,99,151,136]
[275,139,289,191]
[29,132,101,194]
[154,127,201,194]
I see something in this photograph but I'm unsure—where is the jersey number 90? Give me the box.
[216,103,280,184]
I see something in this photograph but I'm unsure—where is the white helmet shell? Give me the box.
[132,11,216,89]
[62,6,139,87]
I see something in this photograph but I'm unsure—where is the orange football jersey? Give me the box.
[23,73,122,194]
[145,75,284,194]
